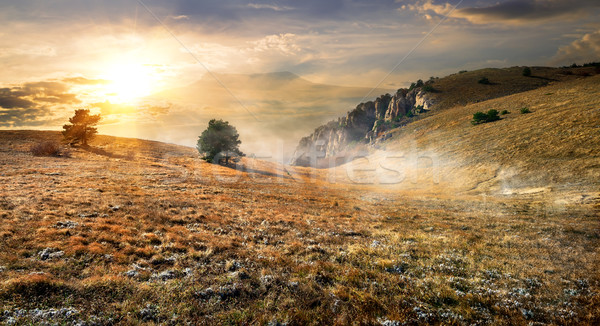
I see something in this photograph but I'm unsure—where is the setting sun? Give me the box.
[102,63,160,103]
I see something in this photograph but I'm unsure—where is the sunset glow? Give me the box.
[0,1,598,156]
[102,63,161,104]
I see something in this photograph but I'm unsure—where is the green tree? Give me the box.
[62,109,101,146]
[522,67,532,77]
[197,119,244,164]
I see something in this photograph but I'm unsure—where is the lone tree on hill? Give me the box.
[62,109,101,146]
[197,119,244,165]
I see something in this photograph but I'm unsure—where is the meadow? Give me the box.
[0,130,598,325]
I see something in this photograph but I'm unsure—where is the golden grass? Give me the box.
[0,75,599,324]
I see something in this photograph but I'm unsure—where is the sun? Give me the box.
[103,63,160,103]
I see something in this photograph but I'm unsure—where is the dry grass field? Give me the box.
[0,74,599,325]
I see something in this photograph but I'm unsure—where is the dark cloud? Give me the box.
[0,88,36,109]
[454,0,600,23]
[0,80,82,127]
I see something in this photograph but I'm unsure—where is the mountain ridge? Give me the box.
[290,65,600,167]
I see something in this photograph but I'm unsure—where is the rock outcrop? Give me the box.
[291,86,435,166]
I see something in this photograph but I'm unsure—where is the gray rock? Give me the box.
[54,220,78,229]
[260,275,274,287]
[124,270,139,278]
[231,270,250,280]
[196,287,214,299]
[38,248,64,261]
[140,304,158,322]
[217,283,242,301]
[155,269,177,281]
[78,212,98,218]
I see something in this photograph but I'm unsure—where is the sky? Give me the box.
[1,0,599,160]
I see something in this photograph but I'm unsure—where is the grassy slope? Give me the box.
[424,66,599,111]
[336,74,600,199]
[0,127,598,324]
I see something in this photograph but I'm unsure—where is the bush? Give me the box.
[500,110,510,115]
[522,67,532,77]
[520,107,531,114]
[478,77,491,85]
[459,70,468,74]
[422,85,437,93]
[31,141,67,157]
[472,109,501,125]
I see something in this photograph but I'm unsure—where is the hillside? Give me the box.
[0,130,598,324]
[330,74,600,198]
[291,65,600,166]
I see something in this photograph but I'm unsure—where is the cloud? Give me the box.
[250,33,301,55]
[407,0,600,24]
[62,77,110,85]
[185,33,304,72]
[0,45,57,58]
[552,29,600,65]
[0,81,80,109]
[0,80,82,127]
[91,100,172,118]
[247,3,294,11]
[169,15,189,20]
[0,89,36,109]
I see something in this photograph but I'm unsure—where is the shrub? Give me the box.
[500,110,510,115]
[422,84,437,93]
[459,70,468,74]
[520,107,531,114]
[478,77,491,85]
[31,141,66,157]
[472,109,500,125]
[522,67,532,77]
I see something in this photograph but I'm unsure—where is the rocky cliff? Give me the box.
[291,85,436,166]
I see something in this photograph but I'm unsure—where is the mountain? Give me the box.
[291,67,600,199]
[291,65,600,167]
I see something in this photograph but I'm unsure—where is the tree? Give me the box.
[62,109,101,146]
[522,67,532,77]
[197,119,244,165]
